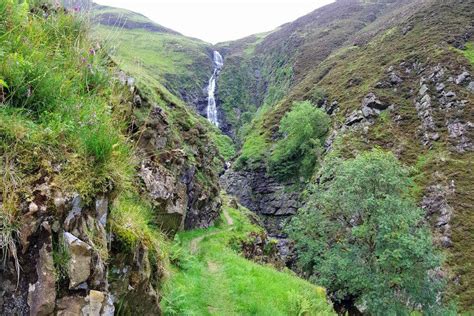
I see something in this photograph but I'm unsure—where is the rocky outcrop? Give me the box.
[63,232,92,289]
[136,100,222,232]
[220,167,299,235]
[422,184,455,248]
[0,187,117,315]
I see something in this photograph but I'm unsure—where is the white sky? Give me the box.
[94,0,335,44]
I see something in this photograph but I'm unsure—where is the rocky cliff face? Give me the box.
[220,167,299,235]
[133,88,222,232]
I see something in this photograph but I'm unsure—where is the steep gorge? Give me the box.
[1,0,473,314]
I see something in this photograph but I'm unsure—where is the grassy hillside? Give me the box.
[92,4,214,109]
[162,196,335,315]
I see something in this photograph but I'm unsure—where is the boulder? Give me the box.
[361,105,378,118]
[389,72,403,85]
[445,91,456,98]
[63,232,92,289]
[56,296,86,316]
[435,82,445,92]
[419,84,429,96]
[83,290,105,316]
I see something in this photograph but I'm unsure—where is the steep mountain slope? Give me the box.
[219,0,474,310]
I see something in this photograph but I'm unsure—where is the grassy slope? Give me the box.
[226,0,474,310]
[162,197,334,315]
[91,5,213,105]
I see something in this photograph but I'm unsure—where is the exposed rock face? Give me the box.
[447,120,474,153]
[137,103,222,232]
[63,232,92,289]
[422,184,455,248]
[362,92,387,111]
[220,167,300,235]
[56,290,114,316]
[27,223,56,316]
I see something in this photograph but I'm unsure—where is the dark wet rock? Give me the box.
[27,222,56,316]
[220,167,300,235]
[362,93,387,110]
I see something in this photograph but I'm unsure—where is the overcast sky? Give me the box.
[94,0,335,44]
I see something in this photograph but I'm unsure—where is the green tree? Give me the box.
[269,101,329,180]
[287,149,444,314]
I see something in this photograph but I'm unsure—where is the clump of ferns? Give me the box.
[0,154,21,287]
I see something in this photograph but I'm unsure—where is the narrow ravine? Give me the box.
[206,51,223,127]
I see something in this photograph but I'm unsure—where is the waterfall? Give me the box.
[207,51,223,127]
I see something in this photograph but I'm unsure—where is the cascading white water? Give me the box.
[207,51,223,127]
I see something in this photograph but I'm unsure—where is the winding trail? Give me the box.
[189,209,233,255]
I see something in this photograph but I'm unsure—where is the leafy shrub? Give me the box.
[269,101,329,180]
[287,149,444,314]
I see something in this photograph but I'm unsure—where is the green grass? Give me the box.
[161,197,334,315]
[110,193,169,261]
[210,131,236,161]
[463,42,474,65]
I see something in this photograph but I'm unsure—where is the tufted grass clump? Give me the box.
[109,193,169,262]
